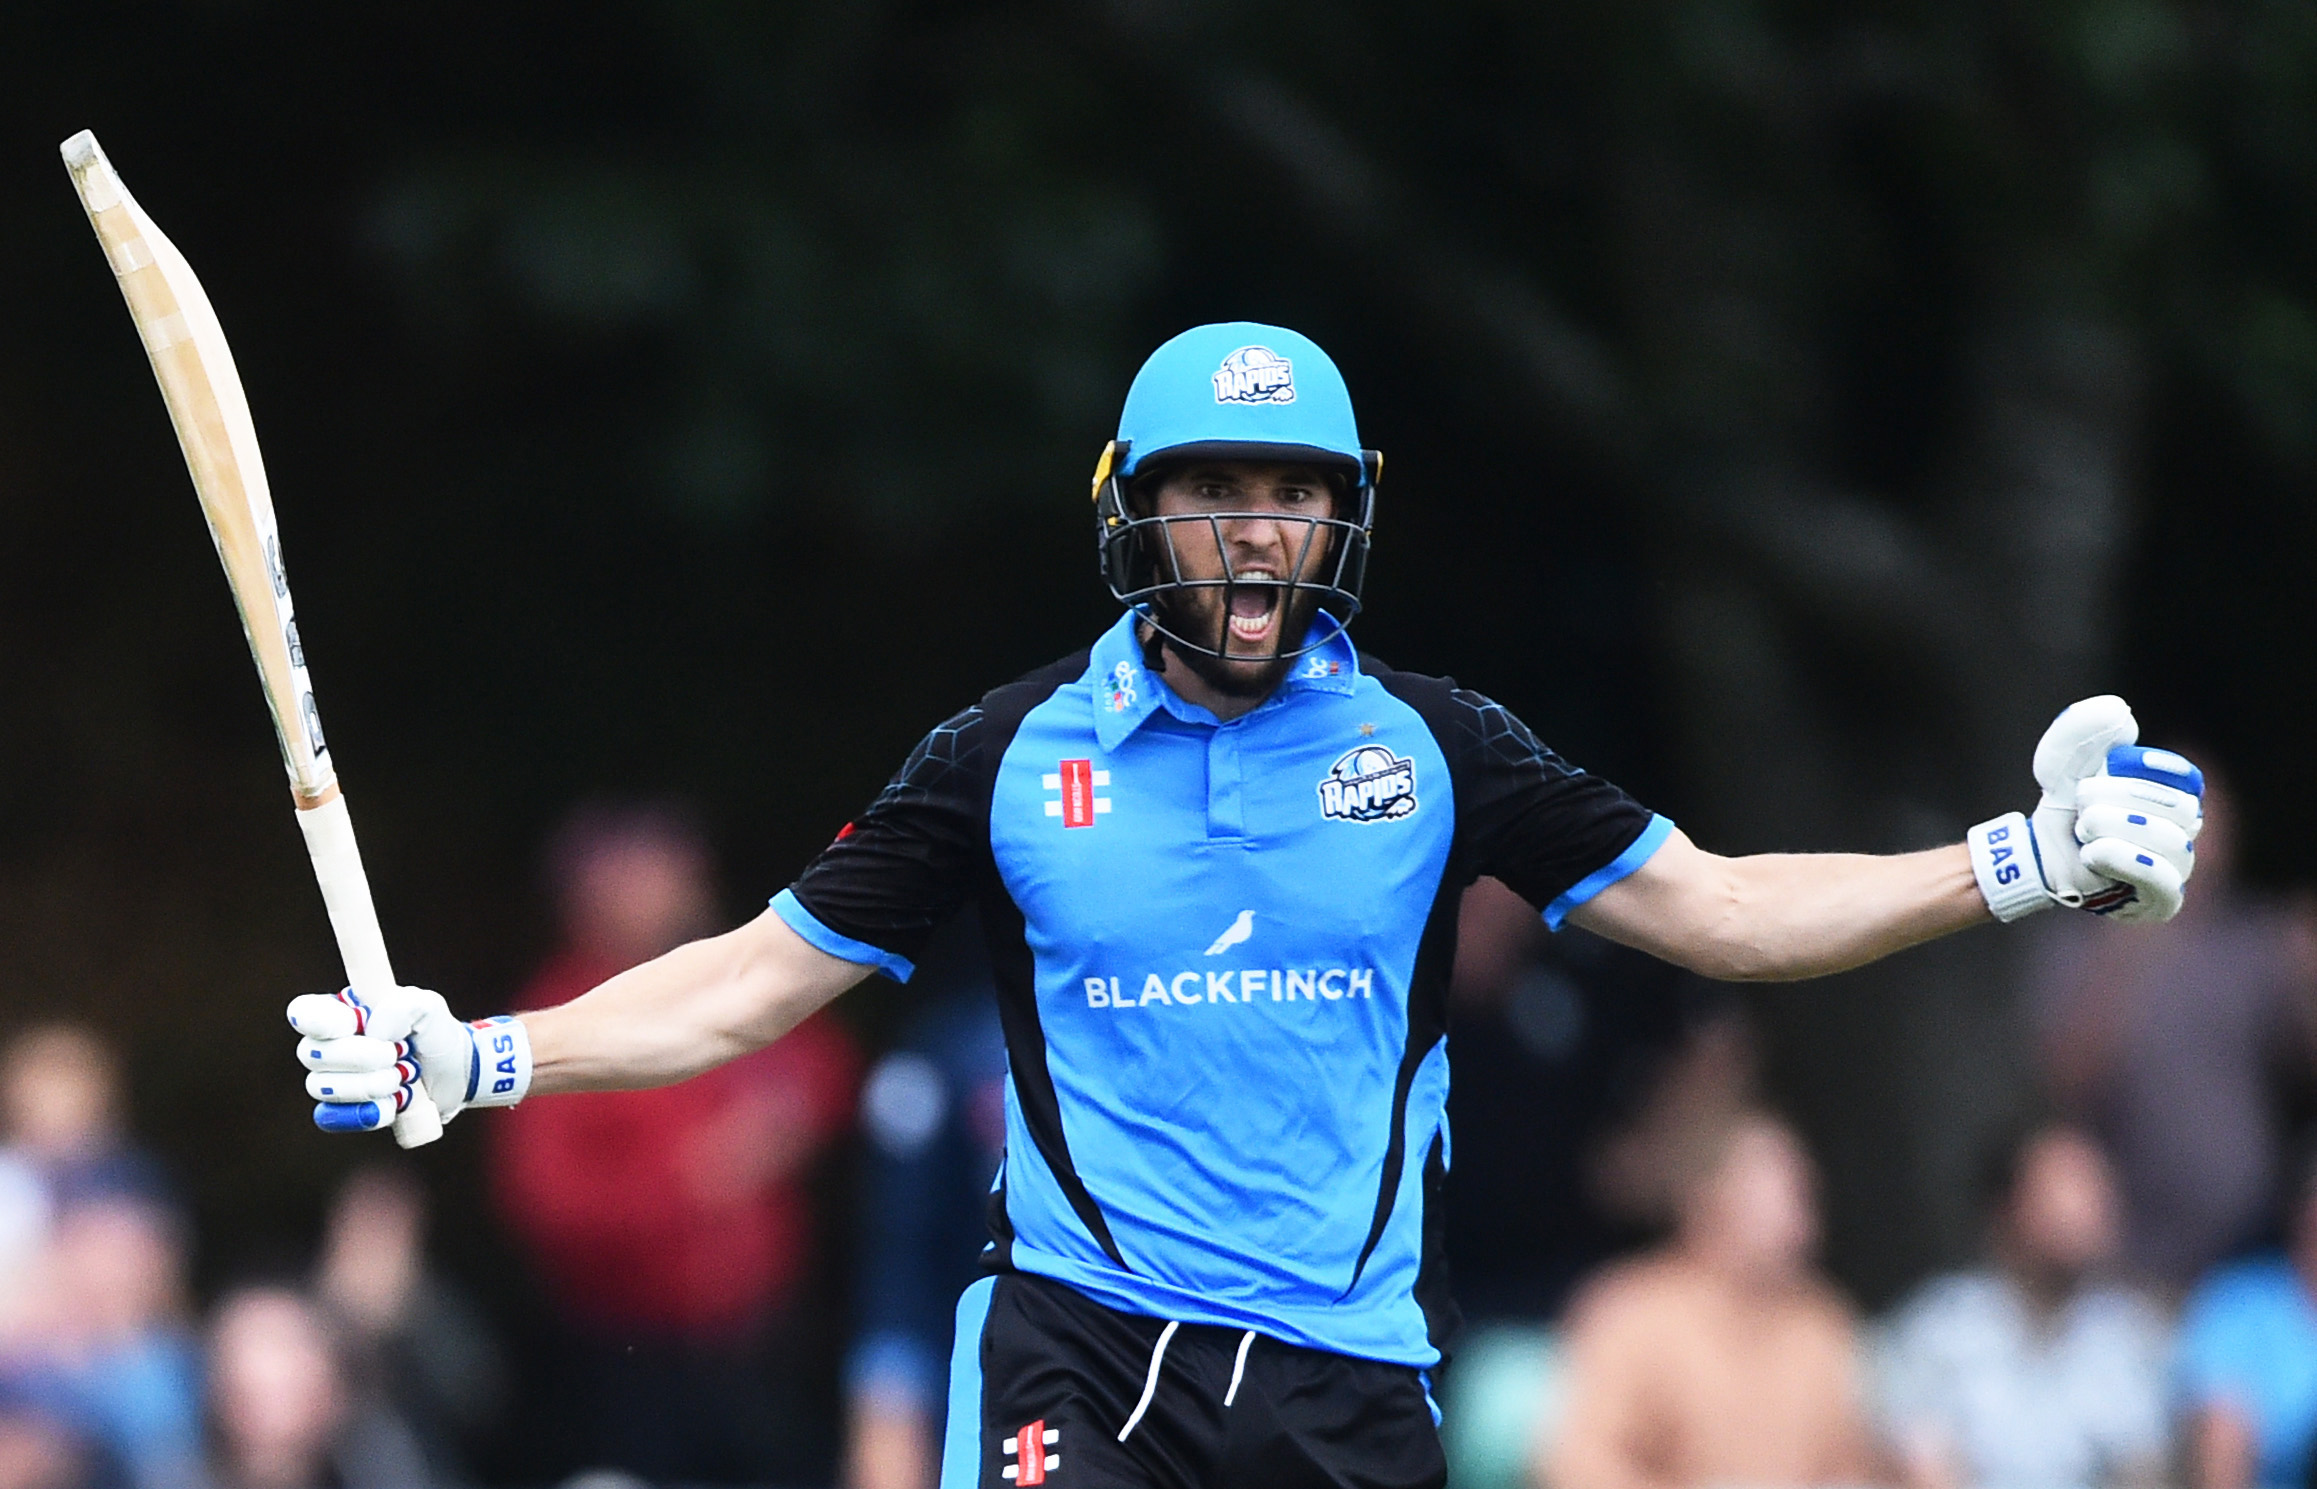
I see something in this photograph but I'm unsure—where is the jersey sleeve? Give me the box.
[1441,688,1671,929]
[774,706,991,981]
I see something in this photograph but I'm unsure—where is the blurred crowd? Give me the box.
[0,1024,490,1489]
[0,774,2311,1489]
[1444,775,2317,1489]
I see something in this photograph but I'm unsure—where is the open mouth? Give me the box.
[1226,573,1283,645]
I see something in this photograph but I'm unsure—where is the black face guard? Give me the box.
[1091,440,1381,663]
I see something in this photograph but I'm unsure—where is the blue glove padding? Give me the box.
[2073,745,2204,923]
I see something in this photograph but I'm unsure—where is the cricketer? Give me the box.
[290,323,2204,1489]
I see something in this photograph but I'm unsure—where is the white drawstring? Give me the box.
[1116,1320,1180,1443]
[1224,1330,1256,1407]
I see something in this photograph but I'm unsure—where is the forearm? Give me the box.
[1571,831,1989,982]
[1699,845,1986,980]
[523,907,868,1095]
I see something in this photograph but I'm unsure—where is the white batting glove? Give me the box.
[287,987,533,1134]
[1966,695,2204,924]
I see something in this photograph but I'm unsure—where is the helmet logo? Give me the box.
[1212,345,1296,405]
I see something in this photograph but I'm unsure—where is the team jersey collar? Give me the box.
[1089,610,1360,749]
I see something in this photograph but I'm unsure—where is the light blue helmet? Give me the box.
[1114,322,1370,481]
[1092,323,1381,659]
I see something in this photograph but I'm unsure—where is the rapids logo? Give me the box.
[1318,745,1417,823]
[1212,345,1296,405]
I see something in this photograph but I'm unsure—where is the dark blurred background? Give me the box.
[1,2,2313,1486]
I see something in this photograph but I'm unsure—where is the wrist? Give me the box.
[1966,812,2053,922]
[462,1016,533,1108]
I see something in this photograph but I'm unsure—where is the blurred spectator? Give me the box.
[206,1285,428,1489]
[1585,1015,1757,1238]
[492,803,860,1484]
[843,913,1007,1489]
[0,1026,168,1212]
[0,1025,171,1340]
[0,1170,47,1352]
[2177,1152,2317,1489]
[2035,777,2317,1291]
[0,1028,187,1489]
[314,1168,502,1487]
[0,1407,85,1489]
[1438,954,1740,1489]
[1544,1111,1874,1489]
[1876,1123,2168,1489]
[1446,878,1708,1320]
[0,1195,201,1489]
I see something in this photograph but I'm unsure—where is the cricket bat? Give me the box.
[60,130,443,1148]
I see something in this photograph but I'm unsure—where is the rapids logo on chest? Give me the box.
[1317,745,1417,823]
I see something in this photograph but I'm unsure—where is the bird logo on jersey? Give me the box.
[1203,910,1255,956]
[1212,345,1296,405]
[1318,745,1417,823]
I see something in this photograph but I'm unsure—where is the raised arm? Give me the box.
[1568,831,1985,982]
[1570,696,2208,983]
[290,703,990,1137]
[288,907,876,1131]
[522,905,874,1094]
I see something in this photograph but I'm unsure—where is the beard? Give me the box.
[1149,582,1334,698]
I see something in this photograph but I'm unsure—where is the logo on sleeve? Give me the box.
[1318,745,1417,823]
[1213,345,1296,404]
[1043,760,1111,828]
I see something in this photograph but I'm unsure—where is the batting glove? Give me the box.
[1966,695,2204,924]
[287,987,533,1134]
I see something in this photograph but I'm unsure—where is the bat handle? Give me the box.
[295,791,443,1148]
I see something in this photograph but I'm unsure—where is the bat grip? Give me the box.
[295,793,443,1147]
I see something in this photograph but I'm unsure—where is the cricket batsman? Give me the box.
[289,323,2205,1489]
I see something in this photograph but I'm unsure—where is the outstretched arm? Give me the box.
[1569,697,2210,981]
[1567,829,1986,982]
[291,907,875,1130]
[297,702,989,1136]
[523,906,873,1095]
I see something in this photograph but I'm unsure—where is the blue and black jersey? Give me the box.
[774,611,1671,1368]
